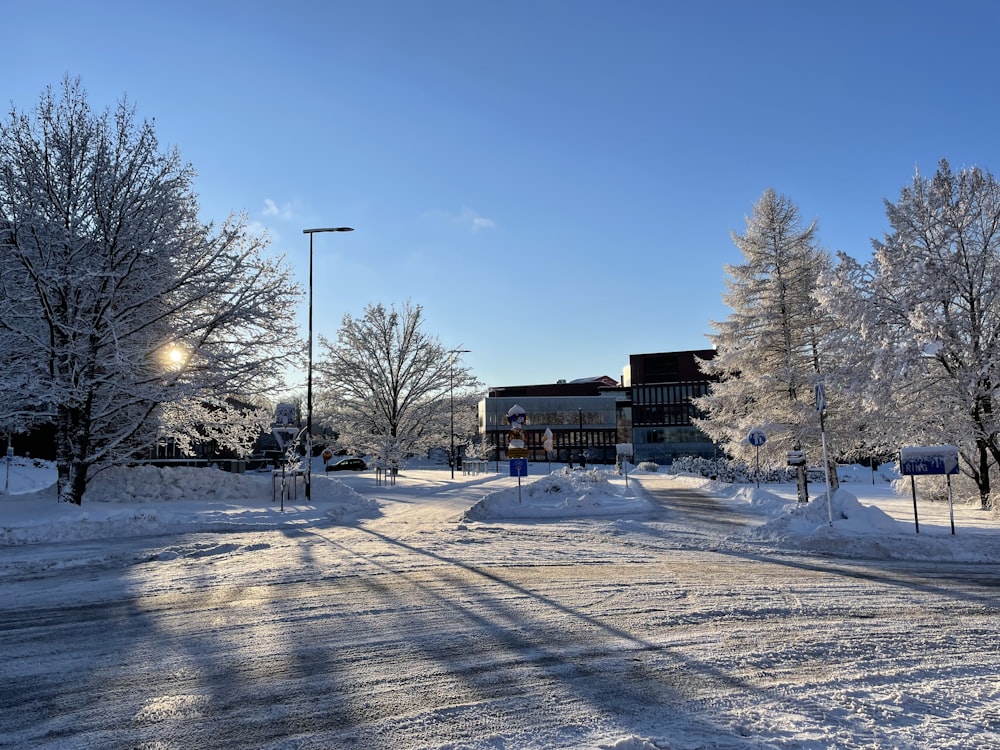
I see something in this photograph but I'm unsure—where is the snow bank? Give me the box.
[2,459,997,562]
[747,486,1000,562]
[0,461,376,546]
[463,467,654,520]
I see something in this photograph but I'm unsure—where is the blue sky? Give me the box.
[5,1,1000,391]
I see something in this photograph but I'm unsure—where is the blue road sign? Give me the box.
[900,446,959,475]
[748,428,766,447]
[509,458,528,477]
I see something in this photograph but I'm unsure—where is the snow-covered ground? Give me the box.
[1,457,998,749]
[3,458,996,562]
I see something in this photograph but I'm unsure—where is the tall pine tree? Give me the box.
[695,189,839,489]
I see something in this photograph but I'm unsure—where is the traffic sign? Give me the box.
[815,382,826,413]
[900,446,959,475]
[509,458,528,477]
[748,428,766,447]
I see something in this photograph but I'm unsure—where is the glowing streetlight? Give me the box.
[303,226,354,500]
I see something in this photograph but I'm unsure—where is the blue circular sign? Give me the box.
[748,428,766,447]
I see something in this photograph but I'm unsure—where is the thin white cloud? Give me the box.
[420,207,497,233]
[461,208,495,232]
[262,199,296,220]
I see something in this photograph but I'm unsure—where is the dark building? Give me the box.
[625,349,717,464]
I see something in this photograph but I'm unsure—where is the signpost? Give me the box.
[899,445,959,534]
[616,442,633,488]
[815,382,833,527]
[786,449,808,503]
[507,405,528,503]
[747,428,766,488]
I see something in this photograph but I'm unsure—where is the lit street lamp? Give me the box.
[303,227,354,500]
[449,348,470,479]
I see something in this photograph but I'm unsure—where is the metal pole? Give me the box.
[450,355,455,479]
[494,396,500,473]
[820,409,833,527]
[302,227,354,501]
[947,473,956,535]
[306,231,314,501]
[448,349,470,479]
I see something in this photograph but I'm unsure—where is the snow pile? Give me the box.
[84,464,274,503]
[753,487,902,536]
[463,467,654,520]
[706,480,796,516]
[0,460,375,546]
[745,484,1000,562]
[0,455,57,494]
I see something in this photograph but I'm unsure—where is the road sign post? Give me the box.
[748,428,766,488]
[816,381,833,527]
[509,457,528,503]
[900,446,959,534]
[616,443,633,488]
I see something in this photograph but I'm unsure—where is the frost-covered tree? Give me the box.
[822,161,1000,508]
[156,397,274,460]
[0,77,301,503]
[816,252,905,467]
[314,301,480,463]
[695,189,839,488]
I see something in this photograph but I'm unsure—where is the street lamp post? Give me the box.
[303,227,354,500]
[448,348,470,479]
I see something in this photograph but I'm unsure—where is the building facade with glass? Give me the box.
[479,378,629,465]
[625,349,717,464]
[477,350,718,468]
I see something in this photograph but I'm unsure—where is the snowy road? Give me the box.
[2,474,999,749]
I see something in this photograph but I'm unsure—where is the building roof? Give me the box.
[567,375,619,386]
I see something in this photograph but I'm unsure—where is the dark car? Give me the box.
[326,457,367,472]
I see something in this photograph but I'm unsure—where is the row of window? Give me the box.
[633,403,697,426]
[490,428,619,449]
[634,426,710,445]
[632,382,710,406]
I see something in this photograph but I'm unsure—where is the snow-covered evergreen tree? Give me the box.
[695,189,839,487]
[314,301,480,463]
[822,161,1000,508]
[0,78,301,503]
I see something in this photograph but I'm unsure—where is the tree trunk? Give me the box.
[976,439,991,510]
[55,403,93,505]
[795,464,809,504]
[828,455,841,491]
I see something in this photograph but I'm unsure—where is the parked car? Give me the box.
[326,457,367,472]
